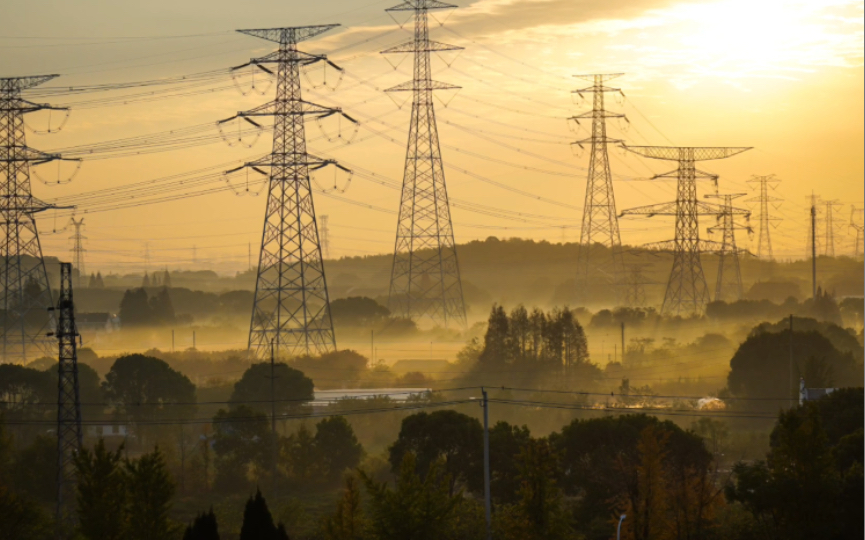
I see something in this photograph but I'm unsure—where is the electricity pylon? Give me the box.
[1,75,73,362]
[225,25,353,359]
[572,74,625,302]
[745,174,781,260]
[706,193,750,302]
[850,205,863,258]
[620,146,750,316]
[53,262,81,538]
[822,199,843,257]
[319,214,330,258]
[69,218,86,288]
[383,0,467,328]
[622,263,654,307]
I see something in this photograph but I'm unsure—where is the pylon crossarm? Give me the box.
[695,201,751,216]
[385,80,460,92]
[1,146,62,164]
[237,25,339,45]
[1,99,68,114]
[620,201,678,217]
[625,145,751,161]
[570,111,625,120]
[382,39,463,54]
[642,238,724,253]
[572,85,622,95]
[573,73,624,82]
[0,74,58,91]
[386,0,457,11]
[573,136,623,147]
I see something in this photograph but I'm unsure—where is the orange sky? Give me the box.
[2,0,862,274]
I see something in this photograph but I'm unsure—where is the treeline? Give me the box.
[4,388,859,539]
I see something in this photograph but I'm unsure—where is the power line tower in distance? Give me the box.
[705,192,750,302]
[805,193,821,261]
[225,25,352,359]
[849,205,864,258]
[621,262,654,308]
[70,218,86,288]
[383,0,467,328]
[822,199,843,257]
[620,146,750,316]
[571,73,626,303]
[52,262,82,538]
[745,174,781,260]
[1,75,72,362]
[319,214,330,259]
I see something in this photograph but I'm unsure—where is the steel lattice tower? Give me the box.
[745,174,781,260]
[850,206,863,258]
[706,193,749,301]
[226,25,350,359]
[1,75,68,362]
[822,199,842,257]
[621,146,750,315]
[622,263,654,307]
[70,218,86,288]
[572,74,625,300]
[319,214,330,259]
[53,262,82,538]
[383,0,467,328]
[805,193,821,260]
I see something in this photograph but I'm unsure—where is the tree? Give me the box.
[314,417,364,484]
[119,288,151,327]
[125,446,176,540]
[183,509,220,540]
[618,426,673,540]
[229,362,313,416]
[330,296,390,327]
[727,388,864,540]
[0,420,52,540]
[240,488,289,540]
[75,440,128,540]
[550,414,712,540]
[212,405,271,493]
[360,453,463,540]
[495,438,571,540]
[322,475,367,540]
[489,421,532,504]
[388,410,483,495]
[283,423,318,482]
[102,354,196,425]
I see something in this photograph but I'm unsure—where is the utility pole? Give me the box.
[805,193,820,262]
[481,387,491,540]
[621,146,751,315]
[53,262,82,539]
[811,202,817,297]
[788,314,794,408]
[705,192,750,302]
[383,0,467,329]
[621,322,625,365]
[572,74,626,302]
[320,214,330,259]
[69,218,86,288]
[1,75,73,362]
[225,25,350,359]
[850,205,864,258]
[744,174,781,260]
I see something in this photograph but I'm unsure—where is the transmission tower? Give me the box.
[822,199,843,257]
[1,75,73,362]
[745,174,781,260]
[706,193,750,302]
[53,262,82,538]
[226,25,352,359]
[850,205,863,258]
[620,146,750,316]
[69,218,86,288]
[572,74,626,301]
[383,0,467,328]
[622,263,654,307]
[320,214,330,258]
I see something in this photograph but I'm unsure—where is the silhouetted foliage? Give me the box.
[183,509,220,540]
[239,489,288,540]
[119,287,176,326]
[102,354,196,425]
[229,362,313,416]
[727,388,864,540]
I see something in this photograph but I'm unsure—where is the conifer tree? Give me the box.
[183,509,220,540]
[125,446,176,540]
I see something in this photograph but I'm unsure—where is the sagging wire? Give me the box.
[30,158,83,186]
[24,108,71,134]
[230,62,274,97]
[216,115,264,149]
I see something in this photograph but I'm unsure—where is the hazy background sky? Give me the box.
[2,0,862,274]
